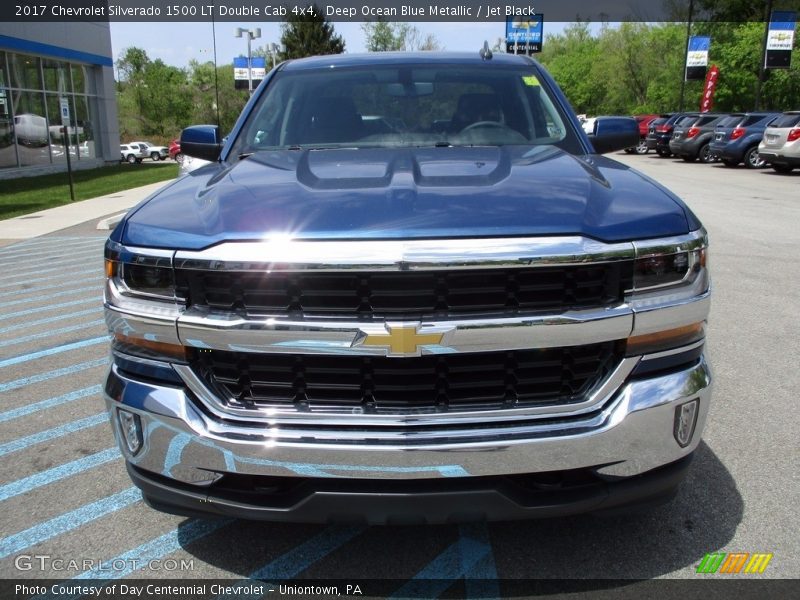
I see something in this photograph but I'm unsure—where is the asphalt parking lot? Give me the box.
[0,154,797,597]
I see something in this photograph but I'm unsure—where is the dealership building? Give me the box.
[0,22,119,178]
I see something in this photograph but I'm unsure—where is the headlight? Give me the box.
[121,263,174,297]
[632,248,705,292]
[625,230,710,357]
[105,243,180,302]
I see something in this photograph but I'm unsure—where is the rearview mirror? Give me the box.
[385,82,434,97]
[180,125,222,162]
[588,117,639,154]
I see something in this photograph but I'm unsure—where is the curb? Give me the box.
[96,212,127,230]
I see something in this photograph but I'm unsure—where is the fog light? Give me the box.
[674,399,699,448]
[118,409,143,455]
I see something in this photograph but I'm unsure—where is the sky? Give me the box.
[109,21,564,70]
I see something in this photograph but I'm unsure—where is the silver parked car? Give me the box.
[758,111,800,173]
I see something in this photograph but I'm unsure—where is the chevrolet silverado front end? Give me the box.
[103,53,711,523]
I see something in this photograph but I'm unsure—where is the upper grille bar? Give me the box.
[176,263,633,317]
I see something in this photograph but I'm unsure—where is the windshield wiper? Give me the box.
[238,152,253,160]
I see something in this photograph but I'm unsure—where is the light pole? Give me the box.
[235,27,261,94]
[268,43,281,70]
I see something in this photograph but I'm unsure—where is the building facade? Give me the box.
[0,22,119,178]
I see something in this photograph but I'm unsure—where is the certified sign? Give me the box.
[505,14,544,54]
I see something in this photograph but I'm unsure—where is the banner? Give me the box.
[765,11,796,69]
[699,65,720,113]
[686,36,710,81]
[233,56,266,90]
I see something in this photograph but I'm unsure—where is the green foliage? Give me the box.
[363,21,442,52]
[538,20,800,115]
[279,6,345,59]
[363,21,405,51]
[116,49,250,141]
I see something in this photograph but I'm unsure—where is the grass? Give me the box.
[0,163,179,220]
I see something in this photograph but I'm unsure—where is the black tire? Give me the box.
[721,159,738,167]
[744,146,766,169]
[126,154,136,164]
[656,149,671,157]
[174,152,184,164]
[624,148,634,154]
[635,139,649,155]
[772,164,794,174]
[698,144,714,163]
[150,151,160,161]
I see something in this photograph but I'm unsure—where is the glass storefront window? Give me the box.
[74,94,95,159]
[43,59,71,95]
[9,53,42,90]
[71,64,94,95]
[0,51,17,169]
[1,52,99,170]
[46,93,68,164]
[14,90,50,167]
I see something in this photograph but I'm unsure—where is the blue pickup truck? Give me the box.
[103,52,711,523]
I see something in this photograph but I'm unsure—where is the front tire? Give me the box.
[150,151,160,161]
[126,154,136,164]
[744,147,766,169]
[635,139,649,155]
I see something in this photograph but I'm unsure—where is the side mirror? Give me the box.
[588,117,640,154]
[180,125,222,162]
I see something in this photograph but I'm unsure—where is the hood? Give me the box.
[118,146,693,250]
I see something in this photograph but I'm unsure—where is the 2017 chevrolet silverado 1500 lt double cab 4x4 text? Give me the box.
[103,52,711,523]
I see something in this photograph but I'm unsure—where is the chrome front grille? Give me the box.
[175,264,633,317]
[193,342,623,414]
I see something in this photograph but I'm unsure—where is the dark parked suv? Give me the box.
[710,112,781,168]
[669,113,730,163]
[647,113,694,157]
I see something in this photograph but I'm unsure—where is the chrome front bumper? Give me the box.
[104,354,712,486]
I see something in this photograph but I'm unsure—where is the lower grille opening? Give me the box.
[193,342,623,414]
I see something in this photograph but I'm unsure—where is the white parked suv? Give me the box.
[758,111,800,173]
[131,141,169,161]
[119,144,145,164]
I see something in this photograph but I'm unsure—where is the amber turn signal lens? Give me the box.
[113,333,187,360]
[626,322,705,356]
[105,259,117,278]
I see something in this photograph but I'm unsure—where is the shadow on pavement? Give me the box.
[176,440,740,588]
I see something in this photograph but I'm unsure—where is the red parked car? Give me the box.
[168,138,183,162]
[624,114,660,154]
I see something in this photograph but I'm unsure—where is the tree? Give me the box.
[115,47,193,139]
[280,6,345,59]
[362,21,404,51]
[187,60,249,133]
[362,21,443,52]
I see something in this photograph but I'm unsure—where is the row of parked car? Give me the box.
[119,140,187,164]
[626,111,800,173]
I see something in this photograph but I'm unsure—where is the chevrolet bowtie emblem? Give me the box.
[357,323,450,356]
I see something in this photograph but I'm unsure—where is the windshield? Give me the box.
[230,64,581,155]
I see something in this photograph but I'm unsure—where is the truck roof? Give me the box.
[281,51,537,71]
